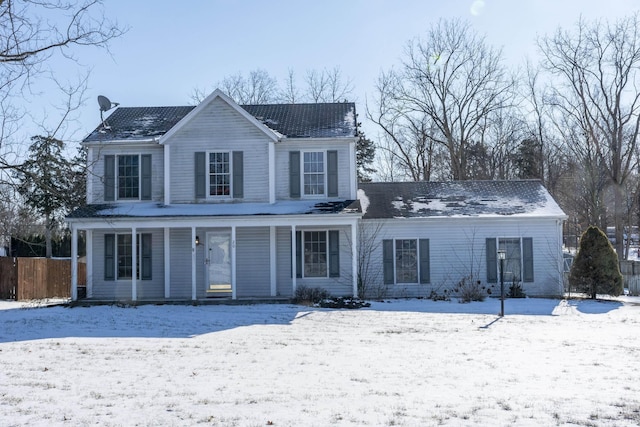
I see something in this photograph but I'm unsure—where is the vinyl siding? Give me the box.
[236,227,270,297]
[364,217,564,298]
[87,146,164,204]
[91,228,164,300]
[169,228,193,299]
[275,141,353,200]
[165,97,270,203]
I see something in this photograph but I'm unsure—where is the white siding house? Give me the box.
[67,89,566,302]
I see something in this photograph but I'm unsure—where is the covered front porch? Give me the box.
[68,213,360,302]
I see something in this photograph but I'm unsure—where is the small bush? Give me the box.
[456,276,486,303]
[508,281,526,298]
[318,297,371,309]
[429,289,451,301]
[293,285,330,304]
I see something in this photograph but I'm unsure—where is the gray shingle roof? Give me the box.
[83,101,357,142]
[241,103,357,138]
[84,106,196,142]
[358,180,566,219]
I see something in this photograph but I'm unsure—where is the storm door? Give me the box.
[205,231,232,297]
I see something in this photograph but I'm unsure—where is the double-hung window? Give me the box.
[303,152,325,196]
[208,152,231,196]
[293,230,340,278]
[194,151,243,199]
[104,233,152,281]
[383,239,430,284]
[289,150,338,198]
[104,154,152,202]
[118,155,139,199]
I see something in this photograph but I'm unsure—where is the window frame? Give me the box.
[302,230,328,278]
[395,239,418,283]
[383,238,430,285]
[207,151,232,198]
[498,237,523,283]
[301,151,326,197]
[117,154,140,200]
[105,233,152,281]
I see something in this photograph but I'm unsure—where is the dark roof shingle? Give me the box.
[358,180,565,219]
[83,100,357,142]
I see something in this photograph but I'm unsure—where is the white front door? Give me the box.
[206,231,232,297]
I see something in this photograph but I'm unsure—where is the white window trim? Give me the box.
[393,238,419,284]
[117,154,141,201]
[302,229,329,279]
[206,150,233,199]
[497,236,523,282]
[301,150,327,198]
[115,232,142,281]
[387,238,428,285]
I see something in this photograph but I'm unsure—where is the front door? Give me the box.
[206,231,232,297]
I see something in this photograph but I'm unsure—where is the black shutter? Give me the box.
[141,233,152,280]
[327,150,338,197]
[232,151,243,198]
[383,239,394,285]
[296,230,302,278]
[289,151,300,198]
[419,239,430,284]
[486,238,497,283]
[104,155,115,201]
[329,230,340,277]
[141,154,152,200]
[104,234,115,280]
[195,152,206,199]
[522,237,534,282]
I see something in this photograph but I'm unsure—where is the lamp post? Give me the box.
[497,249,506,317]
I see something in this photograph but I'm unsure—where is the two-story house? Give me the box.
[67,90,361,301]
[68,89,568,302]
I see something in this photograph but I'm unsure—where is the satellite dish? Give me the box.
[97,95,119,130]
[98,95,119,112]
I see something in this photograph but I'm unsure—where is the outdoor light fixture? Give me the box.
[497,249,506,317]
[195,235,200,246]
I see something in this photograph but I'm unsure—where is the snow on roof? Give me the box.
[359,180,566,219]
[68,200,361,219]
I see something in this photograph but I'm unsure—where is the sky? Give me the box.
[26,0,640,146]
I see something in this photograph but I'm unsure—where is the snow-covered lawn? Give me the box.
[1,297,640,426]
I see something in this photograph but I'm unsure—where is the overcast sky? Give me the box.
[31,0,640,144]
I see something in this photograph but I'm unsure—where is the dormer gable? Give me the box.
[159,89,281,144]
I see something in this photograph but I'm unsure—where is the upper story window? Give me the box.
[118,155,140,199]
[195,151,243,200]
[208,152,231,197]
[290,150,338,199]
[303,152,325,196]
[104,154,151,202]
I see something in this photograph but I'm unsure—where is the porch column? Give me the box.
[270,226,276,296]
[231,226,237,300]
[291,225,297,294]
[131,227,137,301]
[71,226,78,301]
[191,226,197,300]
[351,221,358,298]
[86,230,93,298]
[164,227,170,298]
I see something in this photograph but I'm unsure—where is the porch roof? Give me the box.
[67,199,361,220]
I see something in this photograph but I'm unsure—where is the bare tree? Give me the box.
[369,19,514,181]
[0,0,124,149]
[539,14,640,259]
[305,67,354,103]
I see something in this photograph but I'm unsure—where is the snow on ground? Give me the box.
[1,297,640,426]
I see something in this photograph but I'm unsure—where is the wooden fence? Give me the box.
[0,258,86,301]
[620,260,640,295]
